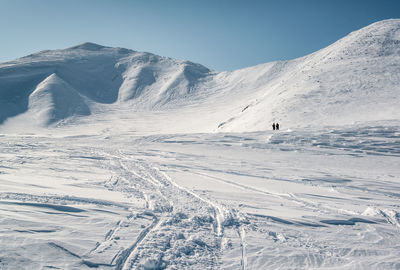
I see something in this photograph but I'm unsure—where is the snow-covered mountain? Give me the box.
[1,19,400,270]
[0,42,210,129]
[216,19,400,131]
[0,19,399,132]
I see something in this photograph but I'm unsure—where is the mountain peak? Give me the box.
[0,19,398,130]
[68,42,108,51]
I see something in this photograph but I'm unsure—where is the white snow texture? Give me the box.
[0,19,399,270]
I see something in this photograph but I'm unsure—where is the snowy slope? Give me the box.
[1,20,400,133]
[0,20,400,270]
[0,42,210,127]
[214,19,400,131]
[28,73,90,125]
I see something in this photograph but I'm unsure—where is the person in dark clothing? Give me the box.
[272,123,276,130]
[276,123,280,130]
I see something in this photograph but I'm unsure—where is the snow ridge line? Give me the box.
[48,242,81,259]
[0,192,128,208]
[379,209,400,228]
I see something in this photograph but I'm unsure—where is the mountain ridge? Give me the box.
[0,19,399,133]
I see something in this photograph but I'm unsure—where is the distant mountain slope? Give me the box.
[0,19,399,132]
[0,42,210,125]
[214,19,400,131]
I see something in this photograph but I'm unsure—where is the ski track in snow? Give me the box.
[1,18,400,268]
[0,127,400,269]
[116,213,161,270]
[98,151,235,269]
[238,226,247,270]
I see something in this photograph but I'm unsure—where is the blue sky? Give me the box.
[0,0,399,70]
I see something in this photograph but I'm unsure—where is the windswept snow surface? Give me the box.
[0,126,399,269]
[0,20,400,269]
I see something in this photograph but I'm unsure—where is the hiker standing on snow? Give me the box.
[276,123,280,130]
[272,123,276,130]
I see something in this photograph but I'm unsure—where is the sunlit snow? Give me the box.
[0,20,399,270]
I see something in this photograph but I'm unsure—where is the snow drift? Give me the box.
[0,19,399,132]
[28,73,90,125]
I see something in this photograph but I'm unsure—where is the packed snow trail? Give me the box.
[0,126,400,269]
[97,151,244,269]
[0,18,400,270]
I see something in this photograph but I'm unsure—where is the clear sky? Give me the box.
[0,0,399,71]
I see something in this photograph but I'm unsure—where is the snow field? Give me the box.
[0,19,399,270]
[1,124,399,269]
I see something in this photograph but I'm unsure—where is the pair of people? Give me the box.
[272,123,280,130]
